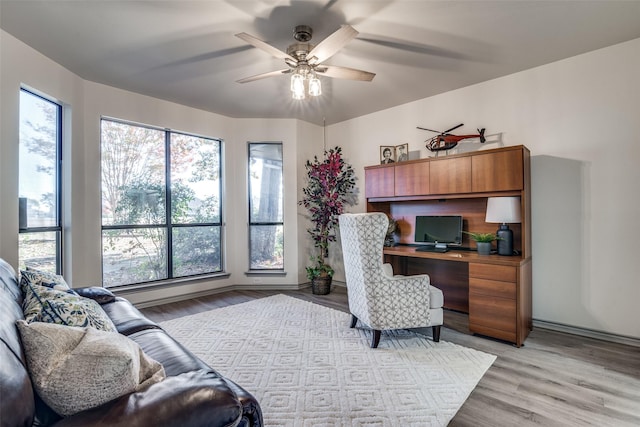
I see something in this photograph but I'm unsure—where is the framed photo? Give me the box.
[395,143,409,162]
[380,146,395,164]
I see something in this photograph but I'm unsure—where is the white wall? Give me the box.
[329,38,640,339]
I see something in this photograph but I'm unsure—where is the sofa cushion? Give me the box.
[100,297,161,335]
[126,328,210,377]
[17,320,166,417]
[22,282,117,333]
[20,267,76,294]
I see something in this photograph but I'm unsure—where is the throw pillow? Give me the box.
[74,287,117,305]
[20,267,76,295]
[22,281,117,333]
[16,320,166,416]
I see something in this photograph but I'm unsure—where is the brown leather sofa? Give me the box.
[0,258,262,427]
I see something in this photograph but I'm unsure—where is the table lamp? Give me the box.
[485,197,521,256]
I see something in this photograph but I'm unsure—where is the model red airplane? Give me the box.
[417,123,486,152]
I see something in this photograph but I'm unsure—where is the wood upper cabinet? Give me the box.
[430,156,471,195]
[365,166,395,198]
[472,148,524,192]
[394,162,430,196]
[365,145,528,198]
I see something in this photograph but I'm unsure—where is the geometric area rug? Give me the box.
[160,294,496,426]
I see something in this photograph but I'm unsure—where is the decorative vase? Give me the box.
[311,276,332,295]
[476,242,492,255]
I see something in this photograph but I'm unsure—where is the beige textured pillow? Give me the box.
[17,320,165,416]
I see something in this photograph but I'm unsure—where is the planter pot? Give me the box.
[476,242,492,255]
[311,277,332,295]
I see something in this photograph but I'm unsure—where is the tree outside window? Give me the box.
[101,119,222,287]
[248,142,284,270]
[19,89,62,274]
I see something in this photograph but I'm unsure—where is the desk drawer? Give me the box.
[469,322,517,343]
[469,277,516,299]
[469,295,517,335]
[469,263,516,282]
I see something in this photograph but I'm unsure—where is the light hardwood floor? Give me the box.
[140,286,640,426]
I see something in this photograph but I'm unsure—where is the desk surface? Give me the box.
[383,245,529,267]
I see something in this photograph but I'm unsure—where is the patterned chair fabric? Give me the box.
[339,212,443,348]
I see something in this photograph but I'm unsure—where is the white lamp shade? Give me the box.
[485,197,521,224]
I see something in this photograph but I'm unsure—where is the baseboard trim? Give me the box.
[533,319,640,348]
[133,283,309,309]
[133,286,235,309]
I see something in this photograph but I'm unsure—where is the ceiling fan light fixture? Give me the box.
[291,72,306,99]
[308,75,322,97]
[236,24,375,97]
[291,72,304,91]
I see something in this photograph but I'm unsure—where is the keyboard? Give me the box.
[415,246,448,253]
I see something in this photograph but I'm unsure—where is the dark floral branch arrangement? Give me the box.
[299,146,356,279]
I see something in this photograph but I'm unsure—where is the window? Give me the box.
[19,89,63,274]
[101,119,222,287]
[248,142,284,270]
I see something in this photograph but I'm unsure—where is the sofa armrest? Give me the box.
[53,370,243,427]
[74,286,116,304]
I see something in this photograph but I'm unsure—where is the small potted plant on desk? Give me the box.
[464,231,500,255]
[299,146,356,295]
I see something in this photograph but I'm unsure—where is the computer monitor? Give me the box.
[414,215,463,248]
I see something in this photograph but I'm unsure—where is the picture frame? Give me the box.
[395,143,409,162]
[380,146,395,164]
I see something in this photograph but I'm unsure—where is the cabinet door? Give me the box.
[394,162,430,196]
[468,293,517,343]
[365,166,395,198]
[469,263,518,344]
[472,149,523,192]
[429,157,471,194]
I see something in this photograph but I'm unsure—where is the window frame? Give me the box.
[18,88,63,274]
[100,117,224,287]
[247,141,285,272]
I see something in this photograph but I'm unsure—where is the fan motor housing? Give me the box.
[287,42,313,59]
[293,25,313,42]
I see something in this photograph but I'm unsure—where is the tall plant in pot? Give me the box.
[299,146,356,294]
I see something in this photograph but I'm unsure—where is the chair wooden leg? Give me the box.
[432,325,441,342]
[371,330,381,348]
[350,314,358,328]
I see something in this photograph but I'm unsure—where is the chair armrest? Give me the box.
[381,263,394,277]
[382,263,430,281]
[74,286,116,304]
[385,273,431,295]
[53,370,243,427]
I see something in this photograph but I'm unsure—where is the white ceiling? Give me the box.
[2,1,639,126]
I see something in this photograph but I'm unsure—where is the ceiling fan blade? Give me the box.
[316,65,375,81]
[308,25,358,64]
[235,32,295,61]
[236,69,292,84]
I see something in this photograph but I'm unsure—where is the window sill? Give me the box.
[244,270,287,277]
[107,271,231,294]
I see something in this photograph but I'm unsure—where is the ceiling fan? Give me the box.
[235,24,376,89]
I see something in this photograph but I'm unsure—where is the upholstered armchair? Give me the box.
[338,213,444,348]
